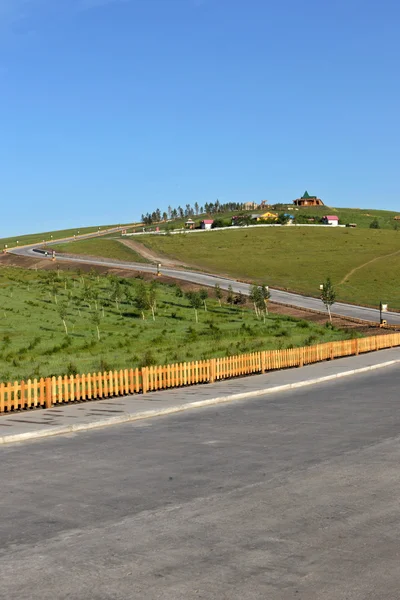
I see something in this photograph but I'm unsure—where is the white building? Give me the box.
[201,219,214,230]
[322,215,339,227]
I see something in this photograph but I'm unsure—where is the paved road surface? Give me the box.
[2,366,400,599]
[11,242,400,325]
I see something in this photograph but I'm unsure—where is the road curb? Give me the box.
[1,358,399,445]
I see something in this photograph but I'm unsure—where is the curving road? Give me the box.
[9,235,400,325]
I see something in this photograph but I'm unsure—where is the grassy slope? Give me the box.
[54,238,150,263]
[0,267,353,381]
[0,223,137,249]
[139,227,400,308]
[290,205,399,228]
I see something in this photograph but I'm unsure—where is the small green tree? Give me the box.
[199,288,208,311]
[82,282,93,309]
[62,276,71,291]
[254,289,267,322]
[186,291,202,323]
[147,282,157,321]
[260,284,271,315]
[321,277,336,323]
[75,295,83,317]
[91,311,101,341]
[91,287,100,311]
[370,218,380,229]
[124,286,134,308]
[58,302,68,335]
[214,284,222,306]
[110,280,124,312]
[249,284,261,316]
[51,283,59,305]
[134,282,148,320]
[277,213,289,225]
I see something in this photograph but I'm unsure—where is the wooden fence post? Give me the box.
[299,348,304,368]
[261,351,266,374]
[45,377,52,409]
[20,381,25,411]
[142,368,149,394]
[210,358,216,383]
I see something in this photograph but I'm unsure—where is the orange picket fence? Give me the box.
[1,333,399,414]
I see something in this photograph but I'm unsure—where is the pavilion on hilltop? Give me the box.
[293,191,324,207]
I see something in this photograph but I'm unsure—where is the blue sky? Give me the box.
[1,0,399,236]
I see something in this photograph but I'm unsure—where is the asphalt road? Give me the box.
[11,242,400,325]
[2,366,400,599]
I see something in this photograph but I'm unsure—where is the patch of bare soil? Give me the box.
[118,238,190,268]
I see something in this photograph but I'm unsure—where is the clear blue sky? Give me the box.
[1,0,399,236]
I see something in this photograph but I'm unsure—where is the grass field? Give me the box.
[54,238,150,263]
[0,267,355,382]
[139,227,400,309]
[0,223,138,250]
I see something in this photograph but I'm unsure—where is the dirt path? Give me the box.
[118,238,191,268]
[340,248,400,285]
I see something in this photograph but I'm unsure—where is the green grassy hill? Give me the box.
[138,227,400,309]
[287,205,399,229]
[0,267,350,381]
[0,222,138,250]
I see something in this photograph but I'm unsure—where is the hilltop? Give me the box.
[2,205,400,310]
[0,204,398,252]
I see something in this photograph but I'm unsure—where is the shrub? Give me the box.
[208,322,222,340]
[99,358,113,372]
[66,362,79,375]
[28,336,42,350]
[174,285,183,298]
[276,328,289,337]
[141,350,157,367]
[185,326,198,342]
[347,329,361,339]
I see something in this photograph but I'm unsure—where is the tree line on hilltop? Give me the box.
[141,200,244,225]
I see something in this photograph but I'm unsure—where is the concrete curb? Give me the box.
[1,358,399,445]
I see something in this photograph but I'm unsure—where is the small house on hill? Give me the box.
[185,219,195,230]
[259,211,278,221]
[243,202,258,210]
[322,215,339,226]
[293,191,324,207]
[201,219,214,230]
